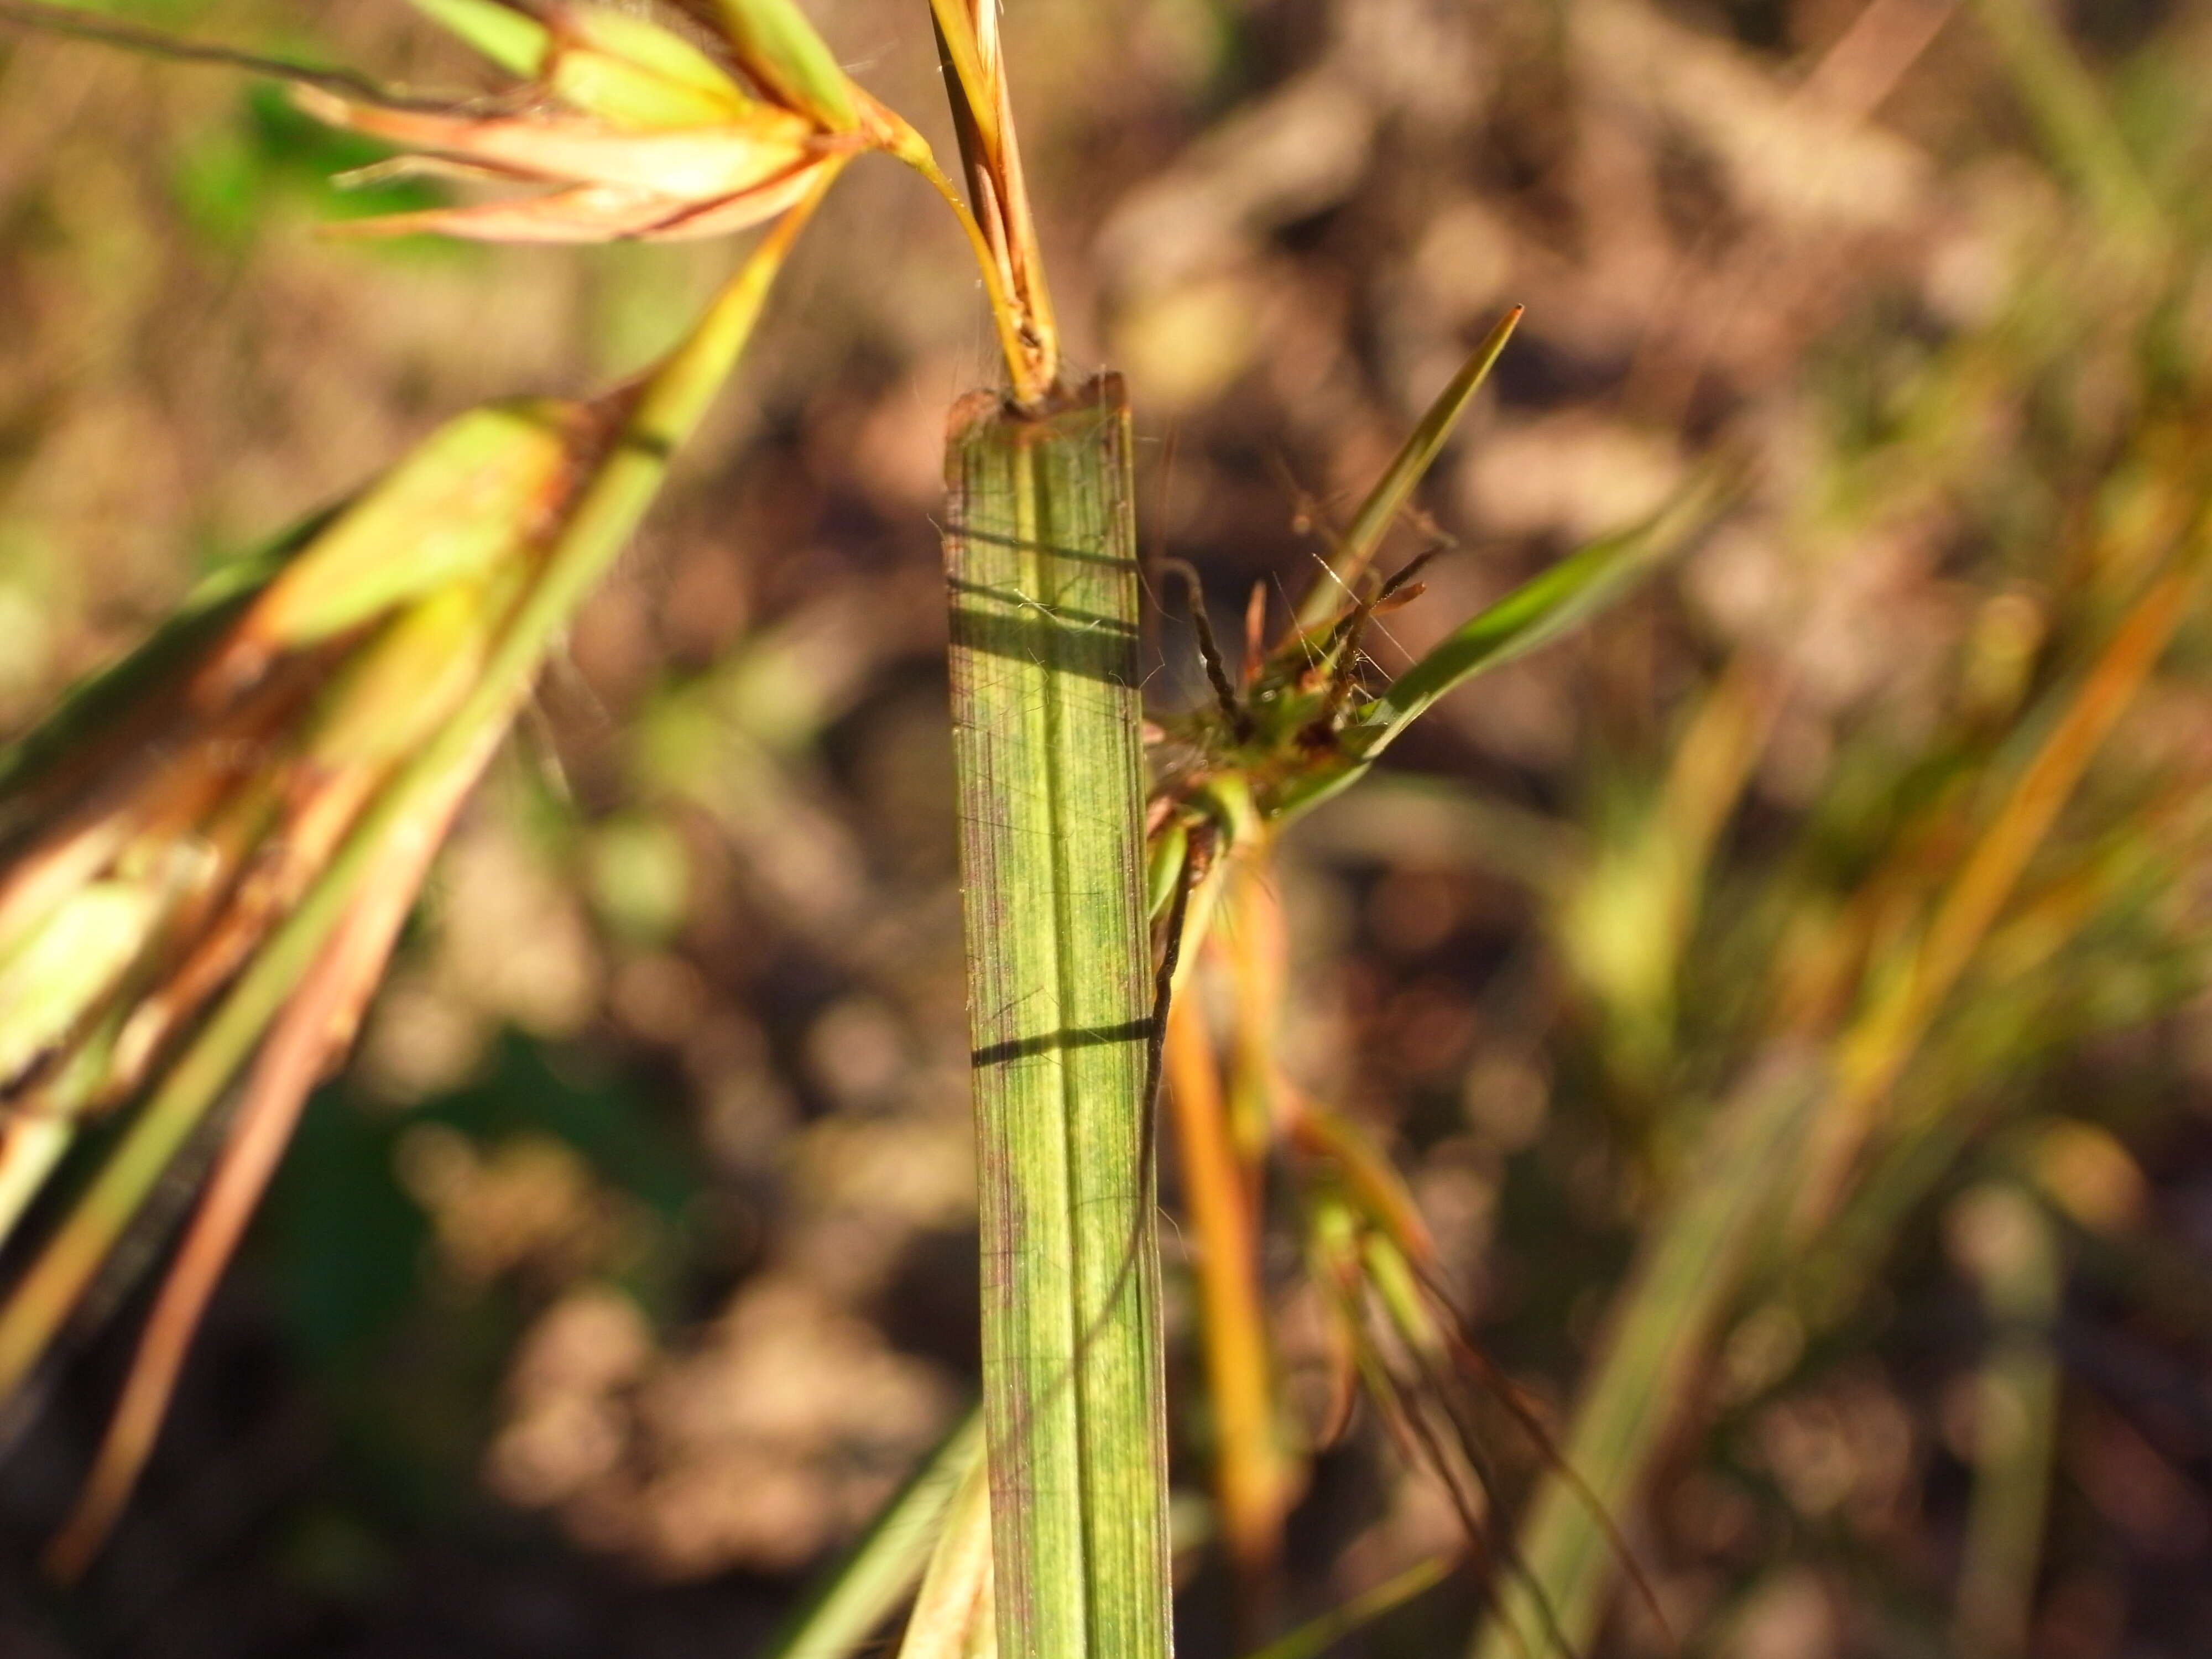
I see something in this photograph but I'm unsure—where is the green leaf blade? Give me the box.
[408,0,549,76]
[1371,469,1730,748]
[1294,306,1521,632]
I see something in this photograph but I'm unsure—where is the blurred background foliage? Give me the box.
[4,0,2212,1655]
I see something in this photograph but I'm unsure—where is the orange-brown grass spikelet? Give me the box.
[0,398,611,1569]
[40,712,503,1579]
[297,0,933,243]
[0,401,599,1172]
[0,173,838,1569]
[1291,1095,1675,1659]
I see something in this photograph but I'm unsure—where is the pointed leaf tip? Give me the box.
[1294,304,1525,632]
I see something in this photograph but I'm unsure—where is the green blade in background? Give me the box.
[765,1410,984,1659]
[1469,1054,1819,1659]
[1292,307,1522,634]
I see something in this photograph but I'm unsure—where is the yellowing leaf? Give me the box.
[0,882,163,1088]
[226,401,581,657]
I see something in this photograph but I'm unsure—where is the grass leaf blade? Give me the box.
[1369,471,1727,750]
[766,1410,985,1659]
[1294,307,1521,632]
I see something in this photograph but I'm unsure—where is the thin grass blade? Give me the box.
[1262,473,1726,827]
[895,1436,995,1659]
[1948,1183,2062,1659]
[1369,471,1726,750]
[1240,1554,1454,1659]
[1968,0,2164,254]
[1292,309,1521,633]
[765,1410,985,1659]
[1469,1054,1820,1659]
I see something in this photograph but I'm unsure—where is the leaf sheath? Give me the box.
[943,376,1171,1659]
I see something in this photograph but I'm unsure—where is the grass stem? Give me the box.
[943,374,1171,1659]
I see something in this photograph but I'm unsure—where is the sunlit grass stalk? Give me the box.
[943,375,1171,1659]
[924,0,1057,407]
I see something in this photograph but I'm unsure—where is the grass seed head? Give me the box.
[306,0,901,243]
[0,392,619,1572]
[0,396,604,1143]
[0,175,836,1567]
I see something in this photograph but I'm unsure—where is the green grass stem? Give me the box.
[1968,0,2165,255]
[942,374,1171,1659]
